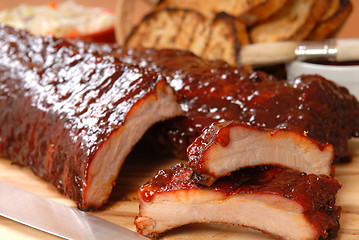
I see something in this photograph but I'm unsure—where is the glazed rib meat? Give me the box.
[0,25,181,209]
[135,164,341,240]
[94,48,359,161]
[187,121,334,185]
[156,63,359,161]
[0,24,355,210]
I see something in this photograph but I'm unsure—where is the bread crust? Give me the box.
[249,0,330,43]
[156,0,265,17]
[307,0,353,40]
[239,0,288,26]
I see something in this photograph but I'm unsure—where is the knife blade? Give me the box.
[0,182,149,240]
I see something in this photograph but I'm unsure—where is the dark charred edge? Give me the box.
[325,0,352,23]
[139,231,162,240]
[156,0,165,7]
[189,168,215,185]
[211,12,245,65]
[310,0,353,39]
[318,206,342,240]
[79,201,110,211]
[240,0,288,26]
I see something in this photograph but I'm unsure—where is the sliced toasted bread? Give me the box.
[307,0,353,40]
[125,8,249,65]
[125,8,205,49]
[201,12,250,65]
[239,0,288,26]
[249,0,330,43]
[156,0,265,17]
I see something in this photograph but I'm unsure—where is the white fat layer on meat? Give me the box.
[137,192,318,240]
[85,84,181,208]
[205,125,333,177]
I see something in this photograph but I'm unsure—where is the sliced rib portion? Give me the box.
[0,25,182,209]
[187,121,334,185]
[135,164,341,240]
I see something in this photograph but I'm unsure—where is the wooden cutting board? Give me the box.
[1,140,359,240]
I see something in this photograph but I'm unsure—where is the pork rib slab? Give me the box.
[67,40,359,161]
[0,25,181,209]
[135,164,341,240]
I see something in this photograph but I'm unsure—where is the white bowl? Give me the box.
[286,60,359,98]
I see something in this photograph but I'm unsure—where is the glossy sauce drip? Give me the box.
[186,121,234,172]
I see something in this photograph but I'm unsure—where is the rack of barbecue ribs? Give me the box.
[1,24,359,210]
[147,58,359,161]
[135,122,343,239]
[78,44,359,161]
[135,164,341,240]
[0,24,182,210]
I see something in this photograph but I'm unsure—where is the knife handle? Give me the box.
[336,39,359,62]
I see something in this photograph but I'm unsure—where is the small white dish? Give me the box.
[286,60,359,98]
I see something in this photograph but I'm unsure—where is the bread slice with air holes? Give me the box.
[249,0,330,43]
[125,8,250,65]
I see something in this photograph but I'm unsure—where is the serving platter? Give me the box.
[1,139,359,240]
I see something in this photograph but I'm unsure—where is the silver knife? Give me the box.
[0,182,149,240]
